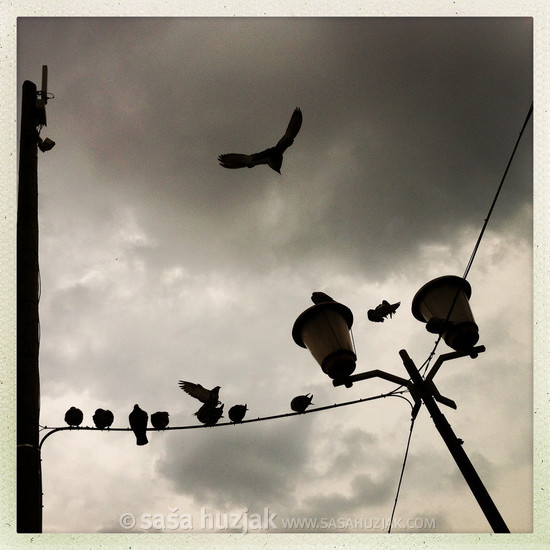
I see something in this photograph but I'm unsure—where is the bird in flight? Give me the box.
[179,381,221,405]
[218,107,302,174]
[129,404,149,446]
[367,300,401,323]
[290,393,314,413]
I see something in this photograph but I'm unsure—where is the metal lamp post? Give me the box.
[292,281,509,533]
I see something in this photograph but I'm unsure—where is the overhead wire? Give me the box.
[38,389,413,449]
[389,101,533,526]
[388,414,416,533]
[421,102,533,377]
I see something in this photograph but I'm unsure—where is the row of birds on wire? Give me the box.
[61,292,400,446]
[62,388,315,447]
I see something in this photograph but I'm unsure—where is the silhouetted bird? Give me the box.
[178,381,221,405]
[92,408,114,429]
[367,300,400,323]
[218,107,302,174]
[228,404,248,423]
[195,403,224,426]
[311,292,335,304]
[151,411,170,430]
[64,407,83,427]
[129,404,149,446]
[290,393,314,413]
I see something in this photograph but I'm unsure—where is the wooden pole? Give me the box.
[17,79,43,533]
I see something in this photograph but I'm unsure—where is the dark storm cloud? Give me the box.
[19,18,532,280]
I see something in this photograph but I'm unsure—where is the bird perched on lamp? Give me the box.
[151,411,170,430]
[290,394,314,413]
[218,107,302,174]
[228,404,248,423]
[178,381,221,405]
[311,291,335,304]
[129,404,149,446]
[64,406,83,427]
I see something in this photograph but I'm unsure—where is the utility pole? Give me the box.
[398,350,509,532]
[17,75,47,533]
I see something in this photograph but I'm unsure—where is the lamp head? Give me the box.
[293,299,357,381]
[412,275,479,351]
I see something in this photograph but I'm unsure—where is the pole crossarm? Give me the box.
[333,369,411,388]
[424,345,486,383]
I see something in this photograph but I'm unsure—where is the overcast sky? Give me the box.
[13,14,537,539]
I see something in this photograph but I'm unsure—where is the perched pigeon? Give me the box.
[178,381,221,405]
[92,408,114,429]
[228,404,248,423]
[367,300,400,323]
[218,107,302,174]
[64,407,83,427]
[195,403,224,426]
[129,404,149,446]
[311,291,335,304]
[290,394,314,413]
[150,411,170,430]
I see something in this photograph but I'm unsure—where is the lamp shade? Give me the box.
[412,275,479,351]
[292,300,356,380]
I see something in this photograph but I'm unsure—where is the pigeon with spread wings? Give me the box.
[218,107,302,174]
[367,300,401,323]
[178,380,221,405]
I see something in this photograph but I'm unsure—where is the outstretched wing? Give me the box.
[178,380,212,402]
[218,153,255,169]
[276,107,302,151]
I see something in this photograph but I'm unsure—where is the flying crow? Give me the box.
[218,107,302,174]
[129,404,149,446]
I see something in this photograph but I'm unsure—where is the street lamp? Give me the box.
[292,282,509,533]
[292,297,356,382]
[412,275,479,351]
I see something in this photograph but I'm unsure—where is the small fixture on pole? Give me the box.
[292,298,356,381]
[412,275,479,351]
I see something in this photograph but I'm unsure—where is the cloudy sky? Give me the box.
[13,13,538,539]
